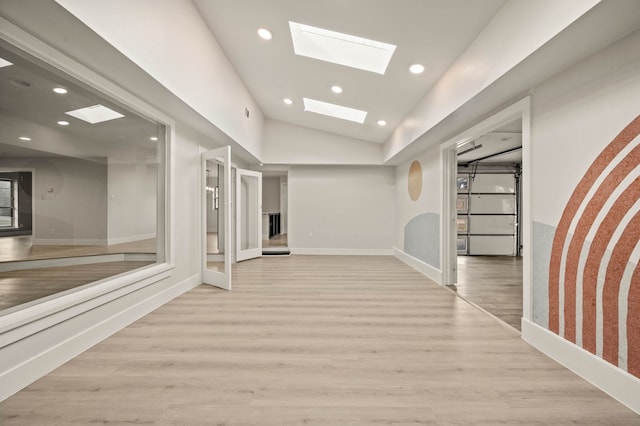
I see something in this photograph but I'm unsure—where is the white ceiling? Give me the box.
[194,0,507,144]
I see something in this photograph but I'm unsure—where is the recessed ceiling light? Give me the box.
[53,87,68,94]
[257,28,272,40]
[377,120,387,126]
[303,97,367,124]
[19,136,31,141]
[65,104,125,124]
[409,64,425,74]
[289,21,396,74]
[283,98,293,105]
[57,120,70,126]
[150,136,158,141]
[331,85,343,94]
[0,57,13,68]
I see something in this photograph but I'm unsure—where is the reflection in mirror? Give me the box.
[206,159,225,272]
[0,41,165,313]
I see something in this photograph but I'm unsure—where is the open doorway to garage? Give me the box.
[451,118,524,330]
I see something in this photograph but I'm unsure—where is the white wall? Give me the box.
[394,144,441,249]
[107,158,157,244]
[288,166,395,254]
[0,156,108,244]
[393,144,442,278]
[263,120,384,165]
[55,0,265,160]
[524,28,640,412]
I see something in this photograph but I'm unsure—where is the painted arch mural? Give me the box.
[549,115,640,377]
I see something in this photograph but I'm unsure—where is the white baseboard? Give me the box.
[33,238,107,246]
[0,274,200,401]
[290,248,393,256]
[521,318,640,414]
[393,247,442,284]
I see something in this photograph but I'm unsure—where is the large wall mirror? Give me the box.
[0,40,166,314]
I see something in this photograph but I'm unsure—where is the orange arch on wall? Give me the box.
[581,176,640,354]
[548,115,640,337]
[628,265,640,377]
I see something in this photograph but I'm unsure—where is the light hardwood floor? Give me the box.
[0,256,637,424]
[263,233,288,248]
[452,255,523,330]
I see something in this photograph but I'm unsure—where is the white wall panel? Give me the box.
[469,194,516,214]
[469,235,515,255]
[471,174,516,193]
[469,215,516,235]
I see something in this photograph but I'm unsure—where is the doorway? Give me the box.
[454,119,523,329]
[441,98,531,331]
[261,171,289,254]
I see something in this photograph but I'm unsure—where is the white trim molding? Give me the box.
[393,247,442,284]
[522,318,640,414]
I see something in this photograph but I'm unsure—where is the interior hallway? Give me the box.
[1,256,636,424]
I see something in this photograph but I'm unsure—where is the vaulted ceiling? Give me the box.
[194,0,507,144]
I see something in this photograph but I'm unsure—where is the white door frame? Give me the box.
[201,146,231,290]
[235,168,262,262]
[440,97,532,323]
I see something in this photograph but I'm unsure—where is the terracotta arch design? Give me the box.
[548,114,640,376]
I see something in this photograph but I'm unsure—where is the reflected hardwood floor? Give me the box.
[0,235,158,312]
[0,236,157,263]
[0,261,154,311]
[1,256,637,424]
[452,255,523,330]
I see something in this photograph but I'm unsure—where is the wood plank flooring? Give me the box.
[263,233,288,248]
[1,256,637,424]
[452,255,523,330]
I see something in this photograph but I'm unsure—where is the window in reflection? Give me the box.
[0,42,165,313]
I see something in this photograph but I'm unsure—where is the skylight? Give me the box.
[65,104,124,124]
[0,57,13,68]
[289,21,396,74]
[303,98,367,124]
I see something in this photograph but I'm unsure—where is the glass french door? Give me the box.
[202,146,231,290]
[235,168,262,262]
